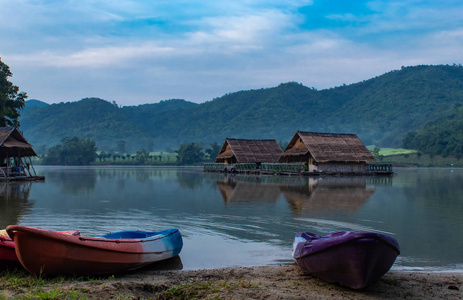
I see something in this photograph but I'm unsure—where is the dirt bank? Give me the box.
[2,259,462,299]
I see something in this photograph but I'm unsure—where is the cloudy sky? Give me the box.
[1,0,462,106]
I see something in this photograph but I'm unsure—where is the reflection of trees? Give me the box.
[396,170,463,262]
[50,168,97,196]
[0,183,33,228]
[176,170,204,190]
[215,177,281,203]
[280,177,375,216]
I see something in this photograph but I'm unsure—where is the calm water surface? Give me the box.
[1,166,462,271]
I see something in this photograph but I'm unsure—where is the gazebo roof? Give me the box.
[215,138,282,163]
[0,127,37,157]
[280,131,375,163]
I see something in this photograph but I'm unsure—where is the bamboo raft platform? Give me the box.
[204,162,393,176]
[0,175,45,182]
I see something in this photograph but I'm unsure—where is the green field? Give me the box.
[378,148,418,156]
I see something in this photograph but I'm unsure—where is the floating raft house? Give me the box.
[278,131,391,175]
[204,138,282,173]
[0,127,44,181]
[204,131,392,175]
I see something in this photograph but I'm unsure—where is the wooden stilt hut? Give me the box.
[0,127,43,181]
[215,138,282,164]
[205,138,282,173]
[279,131,378,174]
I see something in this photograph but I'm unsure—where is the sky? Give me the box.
[0,0,462,106]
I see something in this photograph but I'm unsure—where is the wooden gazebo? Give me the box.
[279,131,375,174]
[215,138,282,165]
[0,127,42,180]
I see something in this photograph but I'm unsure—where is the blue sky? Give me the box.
[1,0,462,106]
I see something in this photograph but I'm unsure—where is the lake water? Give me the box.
[1,166,462,272]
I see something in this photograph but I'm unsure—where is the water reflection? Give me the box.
[139,256,184,271]
[0,183,34,229]
[2,166,463,271]
[216,176,281,203]
[281,177,376,216]
[47,167,97,195]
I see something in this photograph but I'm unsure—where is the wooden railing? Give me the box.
[234,163,257,171]
[366,163,393,173]
[203,163,227,172]
[260,163,304,174]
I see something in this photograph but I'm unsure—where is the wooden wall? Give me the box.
[317,162,367,173]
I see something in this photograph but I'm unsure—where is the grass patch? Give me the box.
[378,148,418,156]
[366,146,417,156]
[19,288,84,300]
[159,278,256,299]
[0,267,116,299]
[162,282,212,299]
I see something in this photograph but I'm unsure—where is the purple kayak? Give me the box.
[292,231,400,289]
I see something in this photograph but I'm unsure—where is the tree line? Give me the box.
[402,104,463,159]
[40,137,222,166]
[19,64,463,153]
[3,59,463,162]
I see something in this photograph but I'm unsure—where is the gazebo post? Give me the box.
[6,153,9,177]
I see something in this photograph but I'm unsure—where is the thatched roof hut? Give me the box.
[0,127,41,179]
[0,127,37,158]
[215,138,282,164]
[279,131,375,173]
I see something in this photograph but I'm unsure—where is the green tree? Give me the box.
[135,149,150,165]
[205,141,221,161]
[44,137,97,165]
[402,104,463,158]
[176,143,204,165]
[98,151,109,162]
[0,59,27,127]
[372,147,380,158]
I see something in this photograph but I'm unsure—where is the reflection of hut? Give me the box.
[0,182,33,228]
[216,179,281,203]
[280,177,375,215]
[215,138,282,165]
[279,131,375,174]
[0,127,43,180]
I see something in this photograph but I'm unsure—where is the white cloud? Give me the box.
[10,44,176,68]
[1,0,462,105]
[326,13,358,22]
[187,10,296,53]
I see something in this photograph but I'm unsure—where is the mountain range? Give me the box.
[19,64,463,154]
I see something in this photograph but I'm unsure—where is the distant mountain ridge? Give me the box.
[19,65,463,153]
[25,99,49,108]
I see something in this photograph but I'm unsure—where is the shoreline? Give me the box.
[2,262,462,299]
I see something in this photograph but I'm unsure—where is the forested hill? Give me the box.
[19,64,463,154]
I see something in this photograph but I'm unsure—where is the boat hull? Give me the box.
[6,225,183,276]
[292,231,400,289]
[0,234,18,265]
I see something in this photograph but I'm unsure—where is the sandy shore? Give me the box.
[2,259,462,299]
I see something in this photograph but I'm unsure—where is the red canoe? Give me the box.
[0,230,18,265]
[1,228,80,266]
[6,225,183,276]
